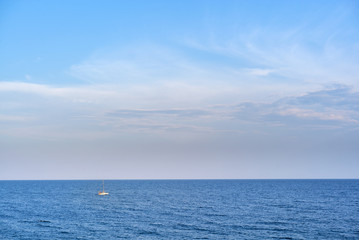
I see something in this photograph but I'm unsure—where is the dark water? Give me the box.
[0,180,358,239]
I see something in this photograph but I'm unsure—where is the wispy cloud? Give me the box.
[180,7,359,89]
[68,45,212,84]
[0,81,115,100]
[232,86,359,128]
[244,68,275,77]
[101,86,359,136]
[0,114,34,122]
[108,109,210,119]
[277,108,358,123]
[1,79,357,140]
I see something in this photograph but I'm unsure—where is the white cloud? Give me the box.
[68,45,210,84]
[180,22,359,89]
[277,108,358,123]
[65,43,324,109]
[0,81,116,101]
[0,114,34,122]
[244,68,275,76]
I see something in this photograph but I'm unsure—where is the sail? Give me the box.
[98,180,109,195]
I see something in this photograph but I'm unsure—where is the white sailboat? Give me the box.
[98,180,109,195]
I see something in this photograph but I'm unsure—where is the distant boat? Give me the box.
[98,180,109,195]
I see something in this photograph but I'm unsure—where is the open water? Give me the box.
[0,180,358,239]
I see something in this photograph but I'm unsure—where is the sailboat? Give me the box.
[98,180,109,195]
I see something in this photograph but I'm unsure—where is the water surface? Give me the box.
[0,180,358,239]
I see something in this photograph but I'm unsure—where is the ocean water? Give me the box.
[0,180,358,239]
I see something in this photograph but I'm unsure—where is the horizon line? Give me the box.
[1,178,358,181]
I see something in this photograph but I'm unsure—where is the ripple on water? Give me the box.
[0,180,358,239]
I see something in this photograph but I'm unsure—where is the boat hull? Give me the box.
[98,192,109,195]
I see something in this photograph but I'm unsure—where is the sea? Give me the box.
[0,180,358,239]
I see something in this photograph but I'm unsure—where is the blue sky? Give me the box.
[1,0,359,179]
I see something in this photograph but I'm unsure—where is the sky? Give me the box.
[1,0,359,180]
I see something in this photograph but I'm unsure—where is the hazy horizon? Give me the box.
[1,178,359,181]
[1,0,359,180]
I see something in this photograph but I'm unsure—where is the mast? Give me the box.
[98,179,109,195]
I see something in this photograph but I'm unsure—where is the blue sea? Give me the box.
[0,180,358,239]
